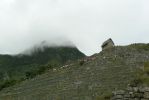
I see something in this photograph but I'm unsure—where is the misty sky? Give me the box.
[0,0,149,56]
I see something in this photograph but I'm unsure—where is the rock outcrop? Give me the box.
[101,38,115,50]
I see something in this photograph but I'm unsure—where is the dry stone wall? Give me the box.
[112,87,149,100]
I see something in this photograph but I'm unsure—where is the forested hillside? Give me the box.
[0,46,85,90]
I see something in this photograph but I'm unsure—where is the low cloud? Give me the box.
[0,0,149,55]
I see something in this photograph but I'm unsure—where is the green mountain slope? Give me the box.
[0,46,85,90]
[0,43,149,100]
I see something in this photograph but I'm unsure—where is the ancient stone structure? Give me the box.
[102,38,115,50]
[111,86,149,100]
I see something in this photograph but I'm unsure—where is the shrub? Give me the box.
[79,60,85,66]
[37,66,46,74]
[130,78,143,87]
[25,65,50,79]
[129,43,149,51]
[0,79,17,91]
[130,62,149,87]
[144,62,149,73]
[25,71,36,79]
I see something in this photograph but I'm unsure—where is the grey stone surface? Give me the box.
[112,87,149,100]
[101,38,115,50]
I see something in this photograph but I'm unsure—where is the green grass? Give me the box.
[96,91,112,100]
[129,43,149,51]
[0,79,24,91]
[130,62,149,86]
[144,62,149,73]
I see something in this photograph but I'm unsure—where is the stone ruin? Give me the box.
[111,86,149,100]
[101,38,115,50]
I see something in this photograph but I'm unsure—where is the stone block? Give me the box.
[133,87,139,92]
[115,95,123,99]
[144,87,149,92]
[124,94,131,98]
[115,90,125,95]
[134,93,143,98]
[144,92,149,99]
[141,98,149,100]
[134,98,140,100]
[129,92,135,98]
[127,87,133,91]
[139,87,145,93]
[124,98,130,100]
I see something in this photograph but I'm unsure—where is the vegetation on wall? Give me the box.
[129,43,149,51]
[130,62,149,87]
